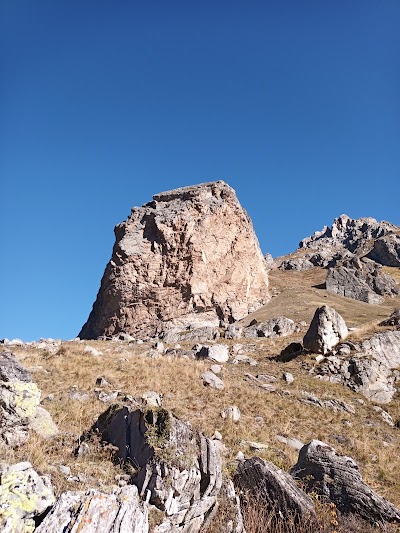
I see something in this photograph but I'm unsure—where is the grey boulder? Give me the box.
[303,305,348,354]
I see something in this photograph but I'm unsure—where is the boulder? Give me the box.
[221,405,241,422]
[234,457,316,523]
[303,306,348,354]
[36,486,149,533]
[202,371,225,390]
[79,181,270,339]
[0,351,32,382]
[196,344,229,363]
[0,462,55,532]
[91,404,222,532]
[245,317,296,339]
[326,257,398,304]
[367,233,400,267]
[291,440,400,525]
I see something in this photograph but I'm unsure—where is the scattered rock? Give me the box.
[277,342,303,362]
[300,392,355,414]
[225,324,243,339]
[196,344,229,363]
[240,441,269,452]
[0,351,32,382]
[210,364,222,374]
[221,406,241,422]
[291,440,400,525]
[379,309,400,327]
[163,325,220,343]
[372,406,394,426]
[140,390,162,407]
[0,462,55,532]
[303,305,348,354]
[68,387,90,402]
[234,457,316,523]
[79,181,270,339]
[36,485,149,533]
[275,435,304,450]
[278,257,315,271]
[244,373,276,392]
[282,372,294,384]
[245,316,296,339]
[83,345,103,357]
[231,354,257,366]
[202,371,225,390]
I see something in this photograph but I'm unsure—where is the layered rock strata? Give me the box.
[80,181,269,339]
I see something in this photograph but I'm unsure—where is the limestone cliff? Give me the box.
[79,181,270,339]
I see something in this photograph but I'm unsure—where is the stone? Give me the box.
[303,305,348,354]
[231,354,257,366]
[196,344,229,363]
[68,387,90,402]
[202,371,224,390]
[379,309,400,327]
[225,324,243,339]
[29,406,59,437]
[0,351,32,383]
[79,181,270,339]
[300,392,355,414]
[314,330,400,403]
[275,435,304,450]
[221,406,241,422]
[91,404,222,532]
[97,390,120,403]
[140,391,162,407]
[326,257,399,304]
[36,485,149,533]
[283,372,294,384]
[234,457,316,523]
[210,364,222,374]
[291,440,400,525]
[245,316,296,339]
[83,345,103,356]
[277,342,303,362]
[240,441,269,451]
[367,233,400,267]
[0,462,55,532]
[244,373,276,392]
[372,406,394,426]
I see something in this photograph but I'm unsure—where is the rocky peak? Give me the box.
[79,181,270,339]
[299,214,398,255]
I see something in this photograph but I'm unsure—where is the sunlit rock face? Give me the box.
[79,181,270,339]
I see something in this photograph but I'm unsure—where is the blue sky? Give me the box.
[1,1,399,340]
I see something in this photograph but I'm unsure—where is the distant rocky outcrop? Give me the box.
[279,214,400,270]
[80,181,270,339]
[326,257,399,304]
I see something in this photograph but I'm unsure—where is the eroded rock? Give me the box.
[79,181,269,339]
[303,306,348,354]
[291,440,400,525]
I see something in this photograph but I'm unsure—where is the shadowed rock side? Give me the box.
[80,181,269,339]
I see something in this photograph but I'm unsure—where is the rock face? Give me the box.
[234,457,316,523]
[368,233,400,267]
[315,330,400,403]
[92,404,223,532]
[303,306,348,354]
[0,462,55,532]
[0,351,58,446]
[326,257,399,304]
[79,181,269,339]
[291,440,400,525]
[36,486,149,533]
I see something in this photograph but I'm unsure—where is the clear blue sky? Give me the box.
[1,1,399,340]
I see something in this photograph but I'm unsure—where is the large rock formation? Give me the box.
[326,257,399,304]
[80,181,269,339]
